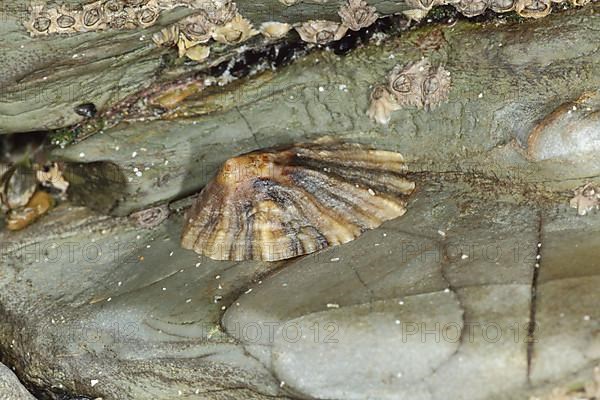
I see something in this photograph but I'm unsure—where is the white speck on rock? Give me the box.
[245,288,253,294]
[132,151,138,158]
[461,254,469,260]
[368,188,376,196]
[330,257,340,262]
[327,303,339,308]
[438,230,446,237]
[79,152,85,158]
[91,380,99,387]
[478,93,483,98]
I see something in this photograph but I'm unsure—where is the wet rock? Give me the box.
[0,363,36,400]
[526,92,600,162]
[51,8,600,215]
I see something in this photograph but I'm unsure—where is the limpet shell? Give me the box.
[181,139,415,261]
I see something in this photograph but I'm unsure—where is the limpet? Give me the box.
[181,138,415,261]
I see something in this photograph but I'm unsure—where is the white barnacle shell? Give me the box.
[53,4,81,34]
[81,1,107,31]
[211,14,258,44]
[295,20,348,45]
[515,0,551,18]
[338,0,378,31]
[135,1,161,28]
[152,25,180,46]
[402,8,430,22]
[423,65,451,109]
[367,85,401,125]
[388,58,431,108]
[24,3,53,36]
[569,183,600,216]
[405,0,437,10]
[489,0,516,12]
[206,0,237,25]
[178,11,215,43]
[260,21,292,39]
[454,0,489,17]
[185,44,211,61]
[177,32,204,57]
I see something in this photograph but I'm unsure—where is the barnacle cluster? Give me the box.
[295,0,378,44]
[23,0,239,37]
[368,58,451,125]
[404,0,589,20]
[152,2,258,61]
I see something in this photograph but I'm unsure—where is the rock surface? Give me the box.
[0,363,35,400]
[0,3,599,400]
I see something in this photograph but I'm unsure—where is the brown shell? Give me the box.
[338,0,379,31]
[181,140,415,261]
[1,165,37,210]
[515,0,551,18]
[6,191,54,231]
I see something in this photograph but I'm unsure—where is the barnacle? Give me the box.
[135,2,161,27]
[338,0,378,31]
[211,14,257,44]
[81,2,106,30]
[152,25,180,47]
[177,33,204,57]
[295,20,348,45]
[6,191,54,231]
[54,5,80,33]
[185,44,211,61]
[388,58,431,108]
[130,204,170,228]
[386,58,451,109]
[367,85,401,125]
[423,65,451,109]
[570,183,600,216]
[178,11,214,43]
[259,21,292,40]
[23,3,53,36]
[454,0,489,17]
[489,0,516,12]
[515,0,551,18]
[405,0,437,10]
[181,139,415,261]
[206,0,237,25]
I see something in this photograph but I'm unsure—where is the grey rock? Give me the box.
[0,363,35,400]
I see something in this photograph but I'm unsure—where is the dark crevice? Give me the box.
[526,210,544,383]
